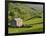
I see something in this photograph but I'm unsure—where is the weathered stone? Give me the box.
[14,18,23,27]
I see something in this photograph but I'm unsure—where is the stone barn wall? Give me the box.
[14,18,23,27]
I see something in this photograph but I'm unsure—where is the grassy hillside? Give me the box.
[8,3,43,22]
[8,3,43,33]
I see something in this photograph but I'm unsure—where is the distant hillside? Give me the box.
[8,3,43,22]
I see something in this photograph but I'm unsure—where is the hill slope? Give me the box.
[8,3,43,22]
[8,3,43,33]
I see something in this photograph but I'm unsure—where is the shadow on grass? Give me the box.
[8,25,32,28]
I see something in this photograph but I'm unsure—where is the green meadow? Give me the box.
[8,3,43,33]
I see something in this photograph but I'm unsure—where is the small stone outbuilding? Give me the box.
[11,18,23,27]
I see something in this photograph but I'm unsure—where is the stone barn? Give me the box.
[14,18,23,27]
[11,17,23,27]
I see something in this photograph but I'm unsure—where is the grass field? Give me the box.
[8,18,43,33]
